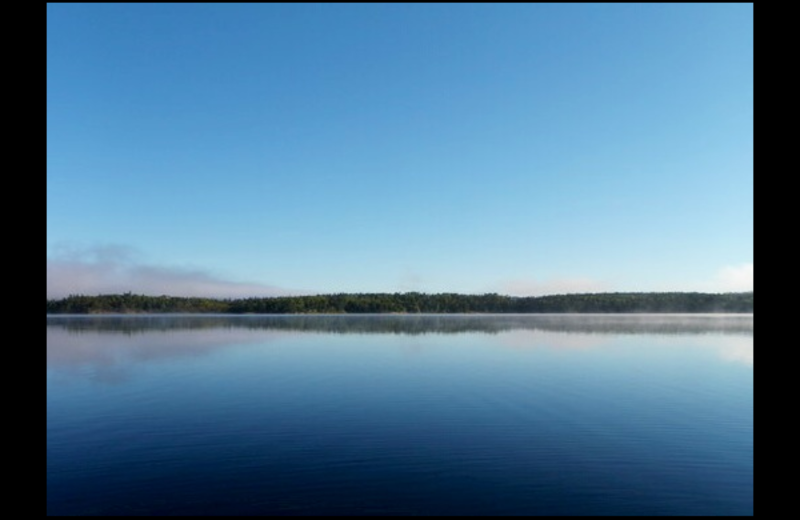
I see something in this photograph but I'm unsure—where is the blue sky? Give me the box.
[47,4,753,298]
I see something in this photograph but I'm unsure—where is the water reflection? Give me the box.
[47,313,753,336]
[48,315,753,382]
[46,326,292,382]
[48,314,753,515]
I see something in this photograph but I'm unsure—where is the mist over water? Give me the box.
[47,313,754,336]
[47,315,752,515]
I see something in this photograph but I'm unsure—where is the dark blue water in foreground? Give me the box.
[47,314,753,516]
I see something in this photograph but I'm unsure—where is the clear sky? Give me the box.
[47,3,753,298]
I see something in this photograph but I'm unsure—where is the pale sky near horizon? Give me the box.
[47,4,753,298]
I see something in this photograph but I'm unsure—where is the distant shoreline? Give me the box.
[46,291,753,315]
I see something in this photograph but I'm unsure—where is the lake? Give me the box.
[47,314,753,516]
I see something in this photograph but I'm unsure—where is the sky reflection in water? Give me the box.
[47,315,753,516]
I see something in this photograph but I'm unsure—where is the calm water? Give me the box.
[47,314,753,516]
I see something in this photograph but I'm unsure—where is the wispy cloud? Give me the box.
[495,277,610,297]
[46,244,292,299]
[397,269,425,292]
[713,263,753,292]
[498,263,754,297]
[668,262,754,294]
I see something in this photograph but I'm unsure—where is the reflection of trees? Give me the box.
[47,292,754,314]
[47,314,754,336]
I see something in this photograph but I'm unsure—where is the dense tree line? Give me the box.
[47,291,753,314]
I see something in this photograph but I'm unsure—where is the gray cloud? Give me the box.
[47,244,292,299]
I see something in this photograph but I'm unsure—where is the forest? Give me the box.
[46,291,753,314]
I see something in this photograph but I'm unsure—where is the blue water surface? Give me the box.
[47,314,753,516]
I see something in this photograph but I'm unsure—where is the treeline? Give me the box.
[46,291,753,314]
